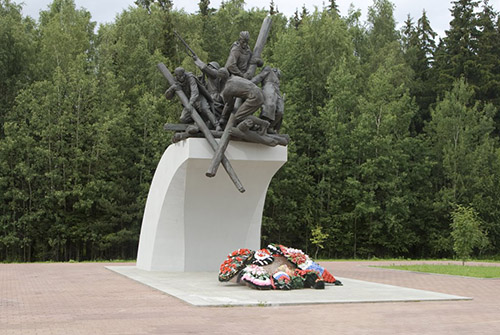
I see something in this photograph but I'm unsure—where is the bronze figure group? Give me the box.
[158,17,288,192]
[164,25,286,141]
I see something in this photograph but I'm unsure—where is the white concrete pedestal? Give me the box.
[136,138,287,272]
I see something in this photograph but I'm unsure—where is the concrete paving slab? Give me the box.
[106,265,471,307]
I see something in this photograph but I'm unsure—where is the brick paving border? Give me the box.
[1,261,499,334]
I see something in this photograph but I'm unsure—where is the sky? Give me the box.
[20,0,500,38]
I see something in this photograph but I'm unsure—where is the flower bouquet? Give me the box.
[218,248,254,282]
[218,244,342,289]
[241,264,273,289]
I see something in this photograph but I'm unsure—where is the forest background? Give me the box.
[1,0,500,262]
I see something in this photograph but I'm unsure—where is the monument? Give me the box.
[136,17,289,272]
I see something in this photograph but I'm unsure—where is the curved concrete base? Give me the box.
[136,138,287,272]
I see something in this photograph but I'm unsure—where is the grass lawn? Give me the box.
[375,264,500,278]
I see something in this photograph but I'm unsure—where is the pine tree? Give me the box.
[434,0,480,95]
[475,0,500,126]
[401,15,417,52]
[328,0,339,18]
[291,9,301,29]
[417,10,437,65]
[198,0,211,16]
[300,5,309,21]
[135,0,152,12]
[408,10,437,133]
[269,0,276,15]
[157,0,173,12]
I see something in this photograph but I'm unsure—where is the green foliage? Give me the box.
[451,205,489,265]
[403,10,437,133]
[2,0,500,262]
[367,0,398,50]
[310,225,329,259]
[425,78,500,253]
[0,0,37,137]
[433,0,483,97]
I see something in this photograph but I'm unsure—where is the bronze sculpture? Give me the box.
[193,57,224,115]
[164,67,218,129]
[206,17,273,178]
[157,63,245,193]
[252,66,284,134]
[217,67,265,127]
[159,17,289,192]
[225,31,253,78]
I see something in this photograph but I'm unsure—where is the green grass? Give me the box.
[375,264,500,278]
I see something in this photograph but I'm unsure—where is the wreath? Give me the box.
[218,248,254,282]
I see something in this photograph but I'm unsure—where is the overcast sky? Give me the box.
[21,0,500,37]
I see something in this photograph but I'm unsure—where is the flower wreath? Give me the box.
[241,264,273,289]
[218,244,342,288]
[252,248,274,266]
[268,244,338,284]
[218,248,254,282]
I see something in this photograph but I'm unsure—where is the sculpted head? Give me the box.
[174,67,186,83]
[239,31,250,49]
[208,61,220,70]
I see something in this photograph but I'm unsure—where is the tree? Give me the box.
[427,79,496,204]
[366,0,399,51]
[475,0,500,131]
[135,0,152,11]
[345,45,418,257]
[263,9,355,253]
[37,0,96,78]
[291,9,301,29]
[403,10,437,133]
[425,78,498,256]
[135,0,172,13]
[310,225,329,259]
[269,0,277,15]
[451,205,488,265]
[198,0,213,16]
[434,0,480,95]
[327,0,339,18]
[346,5,368,61]
[0,0,36,138]
[157,0,173,12]
[401,14,416,51]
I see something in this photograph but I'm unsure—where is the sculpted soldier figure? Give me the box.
[251,66,284,134]
[193,57,224,114]
[225,31,262,79]
[217,67,268,131]
[164,67,218,129]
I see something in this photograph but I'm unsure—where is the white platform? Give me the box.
[136,138,287,272]
[107,266,472,307]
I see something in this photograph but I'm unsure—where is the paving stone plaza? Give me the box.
[1,260,499,334]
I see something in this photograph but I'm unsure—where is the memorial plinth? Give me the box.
[136,138,287,272]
